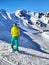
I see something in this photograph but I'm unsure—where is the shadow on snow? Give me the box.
[19,27,49,54]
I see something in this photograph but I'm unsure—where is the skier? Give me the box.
[11,23,20,51]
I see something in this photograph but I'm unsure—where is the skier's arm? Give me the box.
[18,29,20,36]
[11,28,13,35]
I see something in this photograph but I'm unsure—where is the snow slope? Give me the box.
[0,9,49,65]
[0,37,49,65]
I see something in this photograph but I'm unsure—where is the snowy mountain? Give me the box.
[0,9,49,42]
[0,9,49,65]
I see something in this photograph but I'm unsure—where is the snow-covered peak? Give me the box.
[0,9,6,13]
[15,10,21,16]
[45,12,49,17]
[15,10,27,16]
[0,9,49,32]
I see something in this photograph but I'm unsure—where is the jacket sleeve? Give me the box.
[11,28,13,35]
[18,29,20,36]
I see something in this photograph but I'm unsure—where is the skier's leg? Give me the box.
[15,37,19,51]
[11,36,15,49]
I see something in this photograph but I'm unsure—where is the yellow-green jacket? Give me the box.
[11,26,20,36]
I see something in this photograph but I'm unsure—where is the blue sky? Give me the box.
[0,0,49,13]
